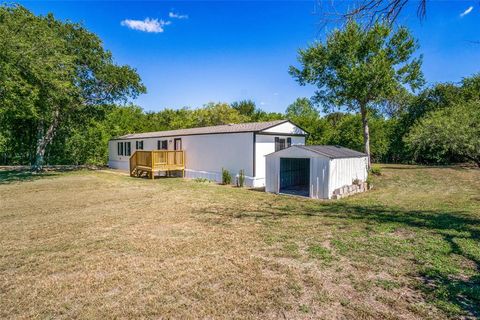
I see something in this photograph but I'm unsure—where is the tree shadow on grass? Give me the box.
[297,202,480,317]
[0,170,57,185]
[200,200,480,317]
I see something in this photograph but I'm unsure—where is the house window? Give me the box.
[136,140,144,150]
[287,138,292,148]
[124,142,131,156]
[157,140,168,150]
[275,137,287,152]
[118,142,123,156]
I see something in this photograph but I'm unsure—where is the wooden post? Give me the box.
[151,151,154,180]
[136,152,139,177]
[182,151,185,178]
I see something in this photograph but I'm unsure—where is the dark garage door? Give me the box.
[280,158,310,197]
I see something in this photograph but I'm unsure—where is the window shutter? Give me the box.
[287,138,291,147]
[157,140,160,150]
[275,137,280,152]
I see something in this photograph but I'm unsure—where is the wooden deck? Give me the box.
[129,150,185,179]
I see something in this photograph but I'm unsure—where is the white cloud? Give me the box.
[121,18,171,33]
[460,6,474,17]
[169,11,188,19]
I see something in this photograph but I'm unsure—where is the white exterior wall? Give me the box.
[108,140,133,171]
[262,122,306,135]
[310,157,330,199]
[181,133,253,184]
[327,157,368,198]
[254,134,305,188]
[108,133,255,186]
[265,147,330,199]
[265,147,368,200]
[108,121,307,187]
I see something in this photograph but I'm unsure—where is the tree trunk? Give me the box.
[360,105,371,169]
[32,110,60,171]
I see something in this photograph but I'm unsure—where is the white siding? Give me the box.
[108,121,308,188]
[266,155,330,199]
[108,133,255,186]
[265,156,279,193]
[254,134,305,188]
[261,121,306,135]
[327,157,368,198]
[180,132,254,182]
[309,158,330,199]
[265,146,368,200]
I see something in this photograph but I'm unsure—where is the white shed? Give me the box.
[265,145,368,199]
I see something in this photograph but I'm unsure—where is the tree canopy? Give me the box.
[0,4,145,169]
[290,20,424,167]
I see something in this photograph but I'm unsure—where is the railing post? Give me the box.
[151,151,154,180]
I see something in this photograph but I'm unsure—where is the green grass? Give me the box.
[0,164,479,319]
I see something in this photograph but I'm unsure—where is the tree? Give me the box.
[0,5,145,170]
[285,98,329,144]
[327,112,394,163]
[193,103,248,127]
[388,73,480,163]
[404,101,480,167]
[231,100,256,118]
[289,21,423,168]
[319,0,428,25]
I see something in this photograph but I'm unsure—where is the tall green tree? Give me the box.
[405,101,480,167]
[231,100,256,118]
[0,5,145,170]
[193,103,248,127]
[290,21,424,167]
[285,98,329,144]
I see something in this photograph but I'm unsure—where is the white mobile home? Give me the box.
[108,120,307,187]
[265,145,368,199]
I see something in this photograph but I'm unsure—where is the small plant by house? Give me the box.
[222,168,232,185]
[236,169,245,187]
[193,177,211,183]
[370,165,382,175]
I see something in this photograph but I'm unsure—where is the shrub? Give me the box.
[370,165,382,175]
[193,177,210,183]
[221,168,232,185]
[236,169,245,187]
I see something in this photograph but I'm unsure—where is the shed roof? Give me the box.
[111,120,304,140]
[296,145,367,159]
[266,145,367,159]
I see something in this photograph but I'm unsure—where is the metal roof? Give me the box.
[111,120,303,140]
[296,145,367,159]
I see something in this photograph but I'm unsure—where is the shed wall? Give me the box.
[328,157,368,198]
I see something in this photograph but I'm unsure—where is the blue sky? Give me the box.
[20,1,480,113]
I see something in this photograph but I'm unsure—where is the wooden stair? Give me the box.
[129,150,185,180]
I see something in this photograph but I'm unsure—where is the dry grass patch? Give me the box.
[1,165,479,319]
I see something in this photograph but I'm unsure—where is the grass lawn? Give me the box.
[1,165,479,319]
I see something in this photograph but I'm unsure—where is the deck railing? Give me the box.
[130,150,185,179]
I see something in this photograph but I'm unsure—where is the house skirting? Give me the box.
[108,161,265,188]
[185,169,265,188]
